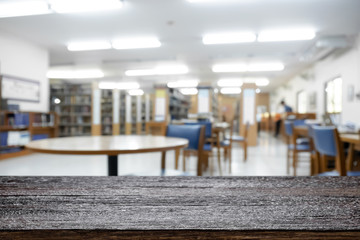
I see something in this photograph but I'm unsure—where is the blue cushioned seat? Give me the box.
[318,171,360,176]
[296,138,310,145]
[220,140,230,147]
[288,144,310,151]
[228,135,244,141]
[203,143,212,151]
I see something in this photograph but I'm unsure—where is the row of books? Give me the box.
[0,131,30,147]
[7,113,30,127]
[32,113,55,127]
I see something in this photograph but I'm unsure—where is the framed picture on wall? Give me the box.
[1,74,40,102]
[308,91,317,111]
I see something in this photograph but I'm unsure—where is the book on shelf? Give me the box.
[6,131,30,146]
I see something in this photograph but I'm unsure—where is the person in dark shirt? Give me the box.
[281,100,293,113]
[274,100,293,137]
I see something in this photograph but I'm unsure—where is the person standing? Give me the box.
[274,100,292,137]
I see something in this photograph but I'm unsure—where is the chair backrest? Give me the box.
[185,122,212,139]
[166,124,205,151]
[293,119,306,126]
[284,121,293,136]
[312,126,337,157]
[312,126,346,176]
[306,123,321,139]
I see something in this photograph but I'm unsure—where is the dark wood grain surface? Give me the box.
[0,176,359,239]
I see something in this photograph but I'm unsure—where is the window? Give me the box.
[325,77,342,113]
[296,90,307,113]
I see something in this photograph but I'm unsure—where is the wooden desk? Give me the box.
[26,136,188,176]
[341,134,360,171]
[0,176,359,239]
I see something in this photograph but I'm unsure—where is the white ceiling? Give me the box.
[0,0,360,91]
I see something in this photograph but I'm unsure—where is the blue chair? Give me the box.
[312,126,360,176]
[166,124,205,176]
[306,122,321,175]
[184,122,220,175]
[284,120,311,176]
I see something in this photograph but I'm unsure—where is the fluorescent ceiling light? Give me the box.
[255,79,269,86]
[167,80,199,88]
[179,88,198,95]
[187,0,241,2]
[240,77,270,86]
[50,0,123,14]
[248,63,284,72]
[258,29,316,42]
[212,64,247,73]
[217,78,243,87]
[99,82,140,90]
[118,82,140,90]
[125,65,189,76]
[203,32,256,45]
[212,63,284,72]
[98,82,118,89]
[220,88,241,95]
[112,38,161,49]
[128,89,144,96]
[0,1,51,18]
[67,41,111,51]
[47,69,104,79]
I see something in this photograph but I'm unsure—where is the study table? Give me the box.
[26,136,188,176]
[0,176,359,239]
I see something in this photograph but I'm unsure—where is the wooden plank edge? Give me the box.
[0,230,359,240]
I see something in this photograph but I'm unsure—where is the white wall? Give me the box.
[0,31,49,112]
[271,34,360,124]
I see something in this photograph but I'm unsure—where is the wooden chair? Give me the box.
[284,120,311,176]
[313,126,360,176]
[166,124,205,176]
[146,121,167,136]
[146,121,184,169]
[183,122,221,175]
[306,123,321,175]
[220,122,233,174]
[227,122,249,162]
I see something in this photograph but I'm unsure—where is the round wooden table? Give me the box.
[26,135,188,176]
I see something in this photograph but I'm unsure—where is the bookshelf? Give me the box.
[120,93,126,135]
[50,83,92,137]
[154,87,190,122]
[169,88,190,120]
[0,111,58,160]
[101,89,113,135]
[189,87,219,121]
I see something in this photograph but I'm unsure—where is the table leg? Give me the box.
[108,155,118,176]
[175,149,180,170]
[347,144,355,171]
[197,151,203,176]
[161,151,166,176]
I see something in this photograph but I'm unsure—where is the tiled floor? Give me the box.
[0,132,311,176]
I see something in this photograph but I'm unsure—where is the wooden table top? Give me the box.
[26,135,188,155]
[341,133,360,144]
[0,177,359,239]
[213,122,230,129]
